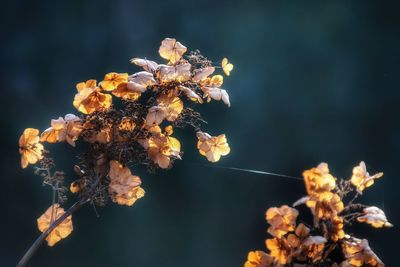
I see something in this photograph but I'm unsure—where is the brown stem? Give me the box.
[16,199,88,267]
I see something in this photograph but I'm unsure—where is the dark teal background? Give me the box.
[1,0,399,266]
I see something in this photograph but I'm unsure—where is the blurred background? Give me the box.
[1,0,399,266]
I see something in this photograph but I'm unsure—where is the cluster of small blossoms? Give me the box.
[244,162,392,267]
[18,38,232,246]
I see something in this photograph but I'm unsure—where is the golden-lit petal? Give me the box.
[108,160,145,206]
[112,82,142,100]
[221,57,234,76]
[101,72,128,91]
[19,128,44,168]
[196,131,230,162]
[351,161,383,192]
[159,38,187,64]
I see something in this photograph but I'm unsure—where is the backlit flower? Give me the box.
[159,38,187,64]
[196,131,230,162]
[156,63,191,83]
[307,192,344,220]
[266,237,292,265]
[37,204,73,246]
[145,94,183,126]
[221,57,234,76]
[303,163,336,196]
[351,161,383,193]
[40,114,82,146]
[112,82,142,100]
[19,128,44,168]
[357,206,393,228]
[147,133,181,169]
[100,72,128,91]
[266,205,299,238]
[108,160,145,206]
[201,86,231,107]
[244,251,276,267]
[73,80,112,114]
[342,238,384,267]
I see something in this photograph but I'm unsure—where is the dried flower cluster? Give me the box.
[244,162,392,267]
[19,38,232,247]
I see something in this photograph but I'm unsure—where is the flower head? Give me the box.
[244,251,276,267]
[100,72,128,91]
[196,131,230,162]
[19,128,44,168]
[158,38,187,64]
[342,238,384,267]
[357,206,393,228]
[303,163,336,196]
[37,204,73,246]
[73,80,112,114]
[266,205,299,238]
[266,237,292,265]
[146,133,181,169]
[108,160,145,206]
[41,114,82,146]
[351,161,383,193]
[221,57,234,76]
[306,191,344,220]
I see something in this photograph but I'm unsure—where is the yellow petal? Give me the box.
[221,57,234,76]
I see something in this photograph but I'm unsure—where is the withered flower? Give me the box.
[307,191,344,220]
[156,63,192,83]
[19,128,44,168]
[266,237,292,265]
[351,161,383,193]
[196,131,230,162]
[244,162,390,267]
[244,251,277,267]
[73,79,112,114]
[37,204,73,246]
[112,82,142,101]
[145,94,183,126]
[100,72,128,91]
[266,205,299,238]
[146,132,181,169]
[303,162,336,196]
[357,206,393,228]
[342,237,384,267]
[41,114,82,146]
[158,37,187,64]
[108,160,145,206]
[221,57,234,76]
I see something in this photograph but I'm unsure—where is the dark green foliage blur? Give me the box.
[1,0,399,266]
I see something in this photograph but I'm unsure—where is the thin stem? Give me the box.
[16,200,88,267]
